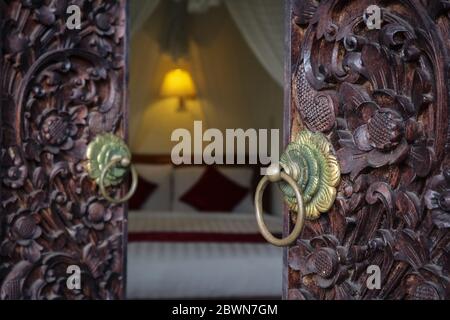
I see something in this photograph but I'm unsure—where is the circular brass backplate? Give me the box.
[86,133,131,187]
[279,130,340,220]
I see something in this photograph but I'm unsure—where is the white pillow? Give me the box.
[135,164,173,211]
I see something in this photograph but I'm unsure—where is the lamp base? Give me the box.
[177,97,187,112]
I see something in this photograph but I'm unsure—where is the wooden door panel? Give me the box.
[0,0,127,299]
[286,0,450,299]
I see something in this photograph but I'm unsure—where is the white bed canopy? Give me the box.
[130,0,284,86]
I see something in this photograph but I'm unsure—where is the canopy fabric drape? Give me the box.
[130,0,161,36]
[187,0,221,13]
[130,0,284,87]
[224,0,284,86]
[130,0,220,37]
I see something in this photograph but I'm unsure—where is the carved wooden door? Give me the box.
[0,0,128,299]
[285,0,450,299]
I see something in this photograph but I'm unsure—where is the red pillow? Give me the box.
[128,177,158,210]
[180,167,249,212]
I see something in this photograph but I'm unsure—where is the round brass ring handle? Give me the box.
[99,157,138,204]
[255,167,306,247]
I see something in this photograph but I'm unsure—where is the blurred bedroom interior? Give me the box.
[127,0,285,299]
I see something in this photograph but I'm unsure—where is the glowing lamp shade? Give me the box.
[160,69,197,112]
[160,69,196,111]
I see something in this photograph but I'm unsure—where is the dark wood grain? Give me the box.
[0,0,127,299]
[285,0,450,300]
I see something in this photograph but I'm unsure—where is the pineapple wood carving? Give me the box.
[0,0,127,299]
[286,0,450,300]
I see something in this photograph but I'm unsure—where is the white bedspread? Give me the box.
[126,211,283,299]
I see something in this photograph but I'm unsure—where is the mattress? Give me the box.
[126,211,283,299]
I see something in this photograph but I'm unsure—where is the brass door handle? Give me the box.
[254,129,341,247]
[86,133,138,204]
[98,156,138,204]
[255,165,305,247]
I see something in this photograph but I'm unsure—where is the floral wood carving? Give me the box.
[0,0,127,299]
[287,0,450,299]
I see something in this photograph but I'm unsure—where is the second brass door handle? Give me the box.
[98,156,138,204]
[254,129,340,247]
[86,133,138,204]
